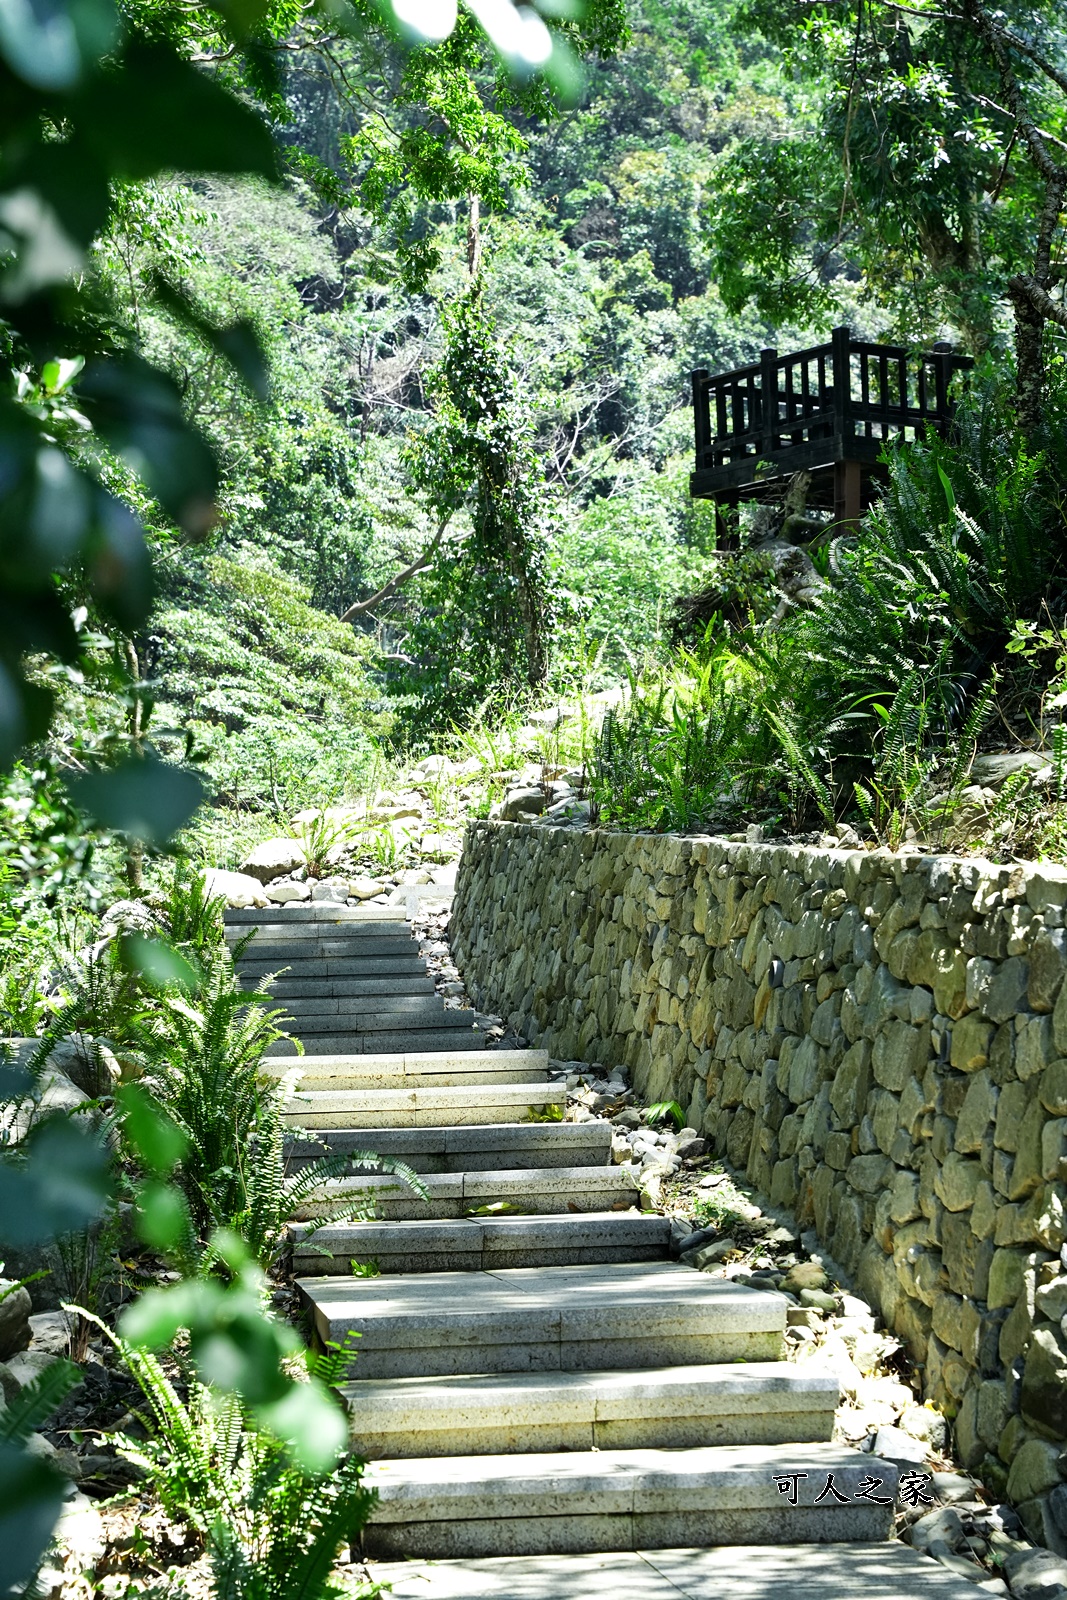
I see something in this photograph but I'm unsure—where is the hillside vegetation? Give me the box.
[3,0,1067,1584]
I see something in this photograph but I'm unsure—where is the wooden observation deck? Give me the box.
[690,325,972,543]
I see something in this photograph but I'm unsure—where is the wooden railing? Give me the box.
[692,326,972,483]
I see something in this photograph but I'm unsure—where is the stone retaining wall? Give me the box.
[452,821,1067,1546]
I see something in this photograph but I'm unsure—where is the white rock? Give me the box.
[1004,1550,1067,1600]
[265,881,311,903]
[908,1506,965,1553]
[203,868,267,909]
[0,1279,31,1360]
[54,1491,106,1571]
[899,1403,948,1448]
[6,1349,61,1389]
[311,882,349,903]
[871,1424,928,1465]
[239,837,305,884]
[350,877,389,900]
[416,755,457,776]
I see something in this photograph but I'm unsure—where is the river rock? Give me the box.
[240,837,306,884]
[203,868,267,908]
[265,880,311,903]
[0,1279,31,1360]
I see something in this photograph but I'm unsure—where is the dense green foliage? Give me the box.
[4,0,1067,1580]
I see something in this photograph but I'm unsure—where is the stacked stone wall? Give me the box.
[452,821,1067,1543]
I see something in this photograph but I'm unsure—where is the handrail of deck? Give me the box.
[692,326,973,480]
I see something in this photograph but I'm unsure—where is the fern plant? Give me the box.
[132,949,426,1266]
[161,859,228,964]
[85,1314,380,1600]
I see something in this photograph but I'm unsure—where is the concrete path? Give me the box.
[243,904,920,1580]
[370,1544,981,1599]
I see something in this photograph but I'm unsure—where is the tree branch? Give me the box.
[1008,272,1067,333]
[338,516,454,622]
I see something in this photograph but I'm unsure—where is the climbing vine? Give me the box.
[397,287,557,732]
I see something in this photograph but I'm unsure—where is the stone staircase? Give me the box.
[230,903,483,1056]
[237,904,911,1585]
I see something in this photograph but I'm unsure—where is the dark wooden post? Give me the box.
[760,347,778,457]
[831,325,862,530]
[692,368,710,468]
[930,342,953,438]
[831,326,852,444]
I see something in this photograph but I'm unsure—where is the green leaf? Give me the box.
[0,1360,81,1443]
[119,1278,220,1346]
[117,1084,188,1174]
[0,0,116,90]
[134,1180,190,1251]
[0,1117,111,1248]
[67,754,204,846]
[642,1100,686,1130]
[214,319,269,402]
[77,356,218,536]
[150,278,269,402]
[40,355,85,395]
[78,42,279,181]
[256,1380,348,1474]
[119,933,197,994]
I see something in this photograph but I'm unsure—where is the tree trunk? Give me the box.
[1010,282,1047,443]
[467,194,482,280]
[124,641,144,894]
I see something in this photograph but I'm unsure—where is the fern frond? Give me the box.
[0,1359,81,1441]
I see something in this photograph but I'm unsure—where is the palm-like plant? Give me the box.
[93,1319,378,1600]
[133,950,424,1267]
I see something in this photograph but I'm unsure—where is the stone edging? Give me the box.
[451,820,1067,1550]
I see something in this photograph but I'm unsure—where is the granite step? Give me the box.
[270,1027,487,1058]
[265,1048,548,1089]
[280,1079,556,1123]
[228,920,407,944]
[268,994,446,1019]
[342,1362,839,1457]
[225,905,407,924]
[254,976,436,998]
[268,1008,475,1038]
[238,948,419,976]
[289,1163,641,1222]
[368,1543,972,1600]
[292,1212,671,1275]
[236,936,421,961]
[241,956,430,980]
[358,1442,899,1558]
[283,1119,609,1173]
[298,1262,785,1376]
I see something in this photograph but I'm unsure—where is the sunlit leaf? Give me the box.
[134,1180,190,1251]
[119,933,197,995]
[117,1083,188,1173]
[119,1278,220,1346]
[40,355,85,395]
[257,1381,348,1473]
